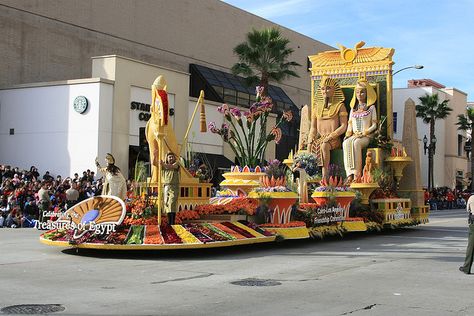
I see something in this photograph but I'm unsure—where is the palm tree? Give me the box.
[231,27,300,97]
[456,107,474,191]
[415,93,453,190]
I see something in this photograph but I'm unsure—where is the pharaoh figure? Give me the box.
[146,75,169,183]
[95,153,127,200]
[343,78,378,182]
[307,75,348,179]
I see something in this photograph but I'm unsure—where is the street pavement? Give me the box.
[1,209,473,316]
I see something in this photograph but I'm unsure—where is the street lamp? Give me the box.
[423,135,428,154]
[392,65,424,76]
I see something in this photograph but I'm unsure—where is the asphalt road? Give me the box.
[1,209,473,316]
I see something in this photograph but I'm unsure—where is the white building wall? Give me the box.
[394,86,463,188]
[187,98,224,156]
[0,79,114,177]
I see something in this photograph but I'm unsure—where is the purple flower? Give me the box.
[208,122,219,134]
[217,104,229,114]
[258,103,273,113]
[230,108,242,119]
[269,159,280,166]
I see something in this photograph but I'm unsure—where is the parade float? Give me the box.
[40,42,428,251]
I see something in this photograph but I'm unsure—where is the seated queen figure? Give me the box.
[343,78,378,182]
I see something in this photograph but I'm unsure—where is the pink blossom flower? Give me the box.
[230,108,242,119]
[217,104,229,114]
[208,122,219,133]
[283,110,293,122]
[270,127,282,144]
[258,102,273,113]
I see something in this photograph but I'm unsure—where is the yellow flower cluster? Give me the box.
[172,225,202,244]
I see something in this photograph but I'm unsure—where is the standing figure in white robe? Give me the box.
[95,153,127,201]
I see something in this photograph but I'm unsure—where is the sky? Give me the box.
[223,0,474,100]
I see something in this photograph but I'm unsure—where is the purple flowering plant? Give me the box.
[209,86,293,167]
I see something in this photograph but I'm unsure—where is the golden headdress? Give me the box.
[350,78,377,109]
[152,75,167,91]
[151,75,169,126]
[314,75,345,118]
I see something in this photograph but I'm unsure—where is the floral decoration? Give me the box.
[187,157,212,182]
[194,198,258,216]
[314,164,353,193]
[209,86,293,167]
[292,153,319,177]
[220,222,255,238]
[160,225,182,244]
[216,189,239,198]
[144,225,164,244]
[127,195,153,219]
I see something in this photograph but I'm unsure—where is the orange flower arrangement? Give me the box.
[194,198,258,216]
[176,210,200,223]
[123,216,158,226]
[126,195,153,218]
[144,225,164,244]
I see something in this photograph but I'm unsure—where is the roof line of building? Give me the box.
[220,1,335,50]
[92,55,190,76]
[0,78,114,90]
[441,87,468,96]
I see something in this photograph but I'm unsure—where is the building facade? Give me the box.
[393,79,468,189]
[0,0,333,178]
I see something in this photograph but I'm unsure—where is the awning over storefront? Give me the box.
[189,63,297,113]
[197,152,234,170]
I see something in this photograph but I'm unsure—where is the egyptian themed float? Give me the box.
[40,42,429,250]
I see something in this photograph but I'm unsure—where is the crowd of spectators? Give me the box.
[425,187,468,210]
[2,163,471,228]
[0,164,113,228]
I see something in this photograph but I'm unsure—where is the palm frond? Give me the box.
[416,93,453,125]
[232,27,300,92]
[456,114,471,131]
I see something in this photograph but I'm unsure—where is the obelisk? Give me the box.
[399,98,426,214]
